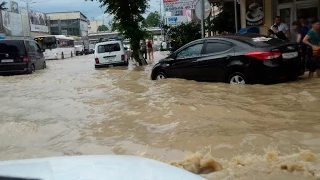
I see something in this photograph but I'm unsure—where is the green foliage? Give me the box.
[87,0,148,65]
[142,11,160,27]
[210,1,240,34]
[97,25,109,32]
[167,22,201,51]
[0,1,7,10]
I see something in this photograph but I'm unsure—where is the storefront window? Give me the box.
[279,8,292,26]
[296,5,318,19]
[278,0,293,3]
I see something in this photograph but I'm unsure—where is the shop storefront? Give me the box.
[240,0,319,35]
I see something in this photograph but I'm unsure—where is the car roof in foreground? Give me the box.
[0,39,26,42]
[205,34,286,47]
[96,40,122,46]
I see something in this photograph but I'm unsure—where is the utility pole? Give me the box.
[20,0,35,38]
[160,0,163,42]
[201,0,205,38]
[234,0,238,32]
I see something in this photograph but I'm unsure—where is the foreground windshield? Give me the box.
[34,36,57,49]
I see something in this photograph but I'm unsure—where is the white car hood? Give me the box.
[0,155,205,180]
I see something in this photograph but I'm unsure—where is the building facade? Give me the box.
[88,20,103,34]
[240,0,319,34]
[46,11,89,38]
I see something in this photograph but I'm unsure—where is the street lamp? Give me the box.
[19,0,35,38]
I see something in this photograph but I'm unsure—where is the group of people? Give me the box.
[140,39,154,62]
[268,16,320,78]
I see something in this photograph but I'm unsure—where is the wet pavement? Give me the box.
[0,52,320,179]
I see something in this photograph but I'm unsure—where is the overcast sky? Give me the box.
[15,0,162,24]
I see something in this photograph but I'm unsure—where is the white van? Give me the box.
[94,41,128,68]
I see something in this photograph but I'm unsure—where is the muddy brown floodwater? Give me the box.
[0,52,320,179]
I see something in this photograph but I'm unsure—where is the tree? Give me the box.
[87,0,148,65]
[143,11,160,27]
[0,1,7,10]
[167,22,201,52]
[97,25,109,32]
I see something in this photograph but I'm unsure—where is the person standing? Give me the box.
[303,19,320,78]
[268,16,290,39]
[140,40,147,60]
[147,39,154,61]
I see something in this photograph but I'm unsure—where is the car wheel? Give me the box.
[155,72,167,80]
[228,72,247,85]
[27,64,35,74]
[288,75,298,81]
[43,61,46,69]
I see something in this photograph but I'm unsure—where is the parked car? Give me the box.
[94,40,128,68]
[89,43,95,54]
[0,40,46,74]
[151,34,305,84]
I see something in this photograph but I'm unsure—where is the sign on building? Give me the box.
[29,10,49,32]
[1,11,23,36]
[166,16,188,26]
[164,0,197,12]
[245,0,264,26]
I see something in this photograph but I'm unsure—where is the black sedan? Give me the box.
[151,34,305,84]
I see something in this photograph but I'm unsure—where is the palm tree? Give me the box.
[0,1,8,10]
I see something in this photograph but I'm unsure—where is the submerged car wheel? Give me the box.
[27,64,35,74]
[228,72,247,85]
[156,72,167,80]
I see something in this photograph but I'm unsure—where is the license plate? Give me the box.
[1,59,14,63]
[282,52,298,59]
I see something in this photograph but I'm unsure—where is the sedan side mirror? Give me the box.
[169,53,175,59]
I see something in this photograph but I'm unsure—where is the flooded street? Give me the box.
[1,53,320,179]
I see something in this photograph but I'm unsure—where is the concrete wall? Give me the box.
[89,20,103,34]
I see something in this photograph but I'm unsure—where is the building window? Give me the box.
[278,0,293,3]
[50,20,58,25]
[296,4,318,19]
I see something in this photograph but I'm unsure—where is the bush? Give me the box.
[167,22,201,51]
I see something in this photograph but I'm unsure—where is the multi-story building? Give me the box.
[88,19,103,34]
[46,11,89,38]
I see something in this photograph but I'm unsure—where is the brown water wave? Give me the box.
[0,53,320,179]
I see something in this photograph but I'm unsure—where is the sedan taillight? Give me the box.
[245,52,281,60]
[95,58,99,63]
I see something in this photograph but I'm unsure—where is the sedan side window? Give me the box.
[176,43,203,59]
[204,42,232,55]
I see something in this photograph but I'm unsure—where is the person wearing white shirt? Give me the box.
[268,16,290,39]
